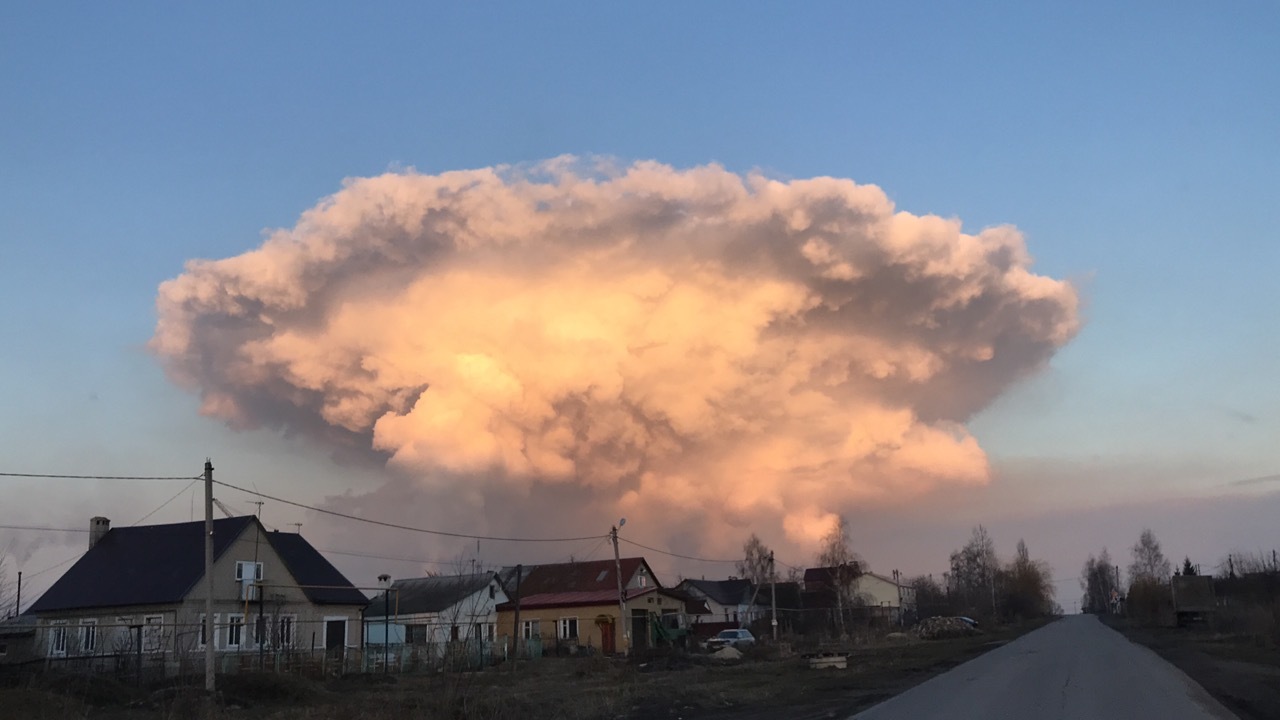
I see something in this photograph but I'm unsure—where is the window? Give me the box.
[277,616,295,648]
[226,615,244,648]
[0,643,7,656]
[199,614,212,647]
[639,575,647,588]
[143,616,164,653]
[236,562,263,600]
[254,615,268,648]
[558,617,578,640]
[450,625,460,641]
[49,622,68,655]
[473,623,483,641]
[116,617,133,650]
[80,620,97,654]
[489,584,496,600]
[486,623,495,642]
[234,561,264,581]
[521,620,539,639]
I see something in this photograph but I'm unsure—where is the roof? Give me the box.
[510,557,657,596]
[803,564,864,588]
[679,578,755,607]
[366,573,495,617]
[499,588,646,610]
[29,516,256,613]
[29,516,365,613]
[265,531,369,605]
[0,614,36,638]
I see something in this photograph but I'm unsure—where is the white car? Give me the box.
[706,628,756,651]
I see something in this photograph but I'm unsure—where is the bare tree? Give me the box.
[1081,548,1119,614]
[0,552,14,618]
[735,534,773,587]
[1128,529,1171,585]
[949,526,999,620]
[816,516,862,635]
[999,539,1054,620]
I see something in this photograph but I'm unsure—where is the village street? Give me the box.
[851,615,1237,720]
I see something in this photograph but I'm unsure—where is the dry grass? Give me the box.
[0,621,1052,720]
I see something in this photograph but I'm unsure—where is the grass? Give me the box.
[0,620,1054,720]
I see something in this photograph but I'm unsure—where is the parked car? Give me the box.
[706,628,755,651]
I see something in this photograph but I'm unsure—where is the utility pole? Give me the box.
[611,526,629,655]
[769,551,778,642]
[15,571,21,618]
[203,459,215,694]
[510,564,522,673]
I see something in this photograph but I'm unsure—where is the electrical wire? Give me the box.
[211,478,605,543]
[131,480,199,526]
[0,524,87,533]
[617,536,738,564]
[0,472,200,481]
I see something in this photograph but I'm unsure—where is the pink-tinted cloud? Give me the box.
[151,159,1080,553]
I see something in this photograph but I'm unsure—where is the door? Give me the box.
[631,609,649,650]
[599,619,615,654]
[325,619,346,658]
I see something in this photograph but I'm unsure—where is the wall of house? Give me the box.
[851,575,915,610]
[364,583,508,647]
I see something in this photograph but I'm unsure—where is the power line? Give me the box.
[211,478,605,543]
[131,480,199,526]
[0,472,200,481]
[0,524,87,533]
[618,536,738,564]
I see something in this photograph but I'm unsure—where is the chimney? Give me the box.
[89,516,110,549]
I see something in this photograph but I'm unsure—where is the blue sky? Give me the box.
[2,2,1277,601]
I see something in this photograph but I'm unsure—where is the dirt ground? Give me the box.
[1106,618,1280,720]
[0,622,1050,720]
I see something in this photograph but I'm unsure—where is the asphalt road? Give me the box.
[852,614,1237,720]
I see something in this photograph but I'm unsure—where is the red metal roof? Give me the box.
[498,587,657,610]
[516,557,656,596]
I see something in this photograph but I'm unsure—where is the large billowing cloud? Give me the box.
[152,159,1079,551]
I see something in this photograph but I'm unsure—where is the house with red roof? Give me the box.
[495,557,705,655]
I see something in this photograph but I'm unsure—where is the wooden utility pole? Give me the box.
[203,459,215,693]
[510,564,522,673]
[611,526,628,655]
[769,551,778,641]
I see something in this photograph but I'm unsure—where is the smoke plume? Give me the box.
[152,159,1079,551]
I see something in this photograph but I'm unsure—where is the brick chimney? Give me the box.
[89,516,110,549]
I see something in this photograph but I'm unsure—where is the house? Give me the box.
[362,572,507,665]
[495,558,699,655]
[0,614,37,665]
[676,578,765,626]
[803,566,916,623]
[26,515,368,674]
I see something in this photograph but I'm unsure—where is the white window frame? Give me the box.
[521,619,539,639]
[80,619,98,655]
[234,561,264,581]
[276,614,296,649]
[226,614,244,649]
[252,614,270,649]
[323,615,350,649]
[558,616,578,640]
[198,613,219,649]
[49,621,68,656]
[143,615,164,654]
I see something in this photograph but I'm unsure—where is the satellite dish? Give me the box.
[618,518,627,527]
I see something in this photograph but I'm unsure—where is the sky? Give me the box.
[2,2,1277,611]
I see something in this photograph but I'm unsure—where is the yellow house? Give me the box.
[496,558,695,655]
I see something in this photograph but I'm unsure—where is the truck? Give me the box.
[1170,575,1216,626]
